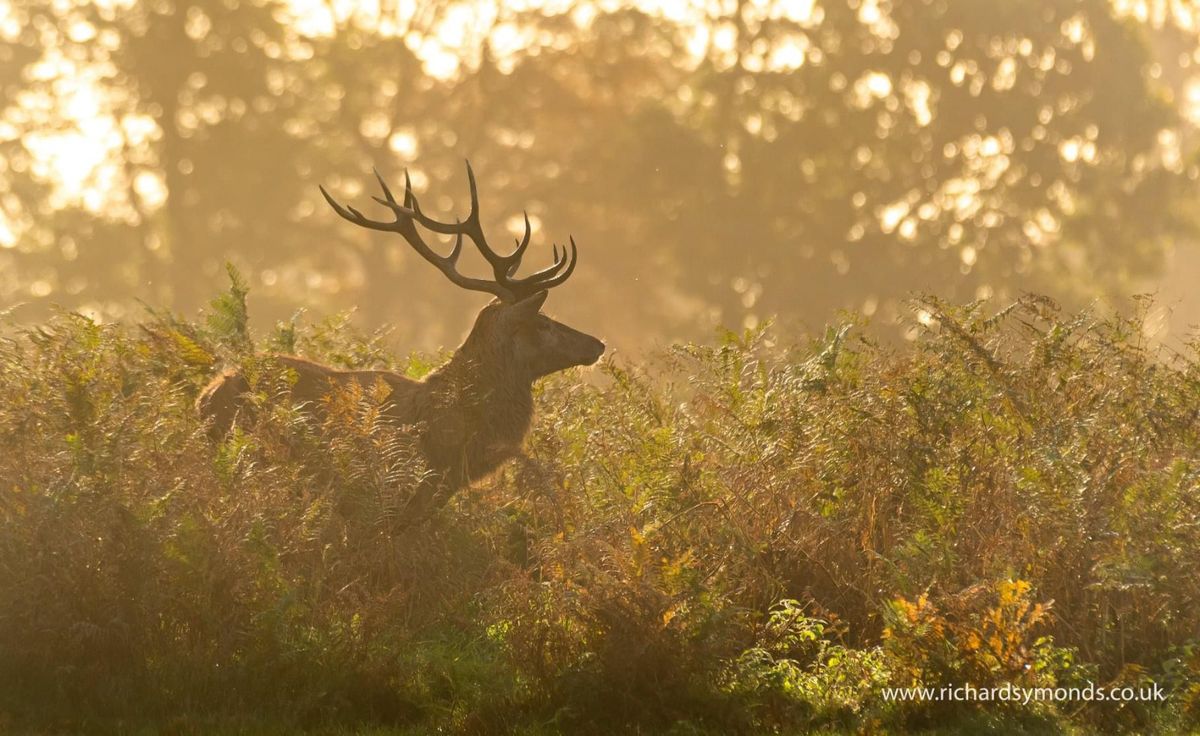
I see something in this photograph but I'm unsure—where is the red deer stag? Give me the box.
[197,163,604,515]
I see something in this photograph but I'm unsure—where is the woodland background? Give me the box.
[4,0,1200,347]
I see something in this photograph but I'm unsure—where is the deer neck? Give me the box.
[425,342,535,438]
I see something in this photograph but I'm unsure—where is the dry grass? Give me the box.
[1,282,1198,734]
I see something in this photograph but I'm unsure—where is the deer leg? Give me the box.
[400,473,449,522]
[196,369,251,439]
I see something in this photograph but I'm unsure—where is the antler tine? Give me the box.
[320,179,514,301]
[505,212,533,276]
[453,160,525,282]
[546,237,579,288]
[387,165,481,236]
[532,236,578,291]
[372,163,529,284]
[403,170,415,207]
[464,159,482,224]
[516,212,532,256]
[504,236,577,292]
[373,167,397,204]
[321,163,579,302]
[447,225,464,265]
[321,185,397,232]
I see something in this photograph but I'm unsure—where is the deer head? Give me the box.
[464,290,605,380]
[319,163,605,381]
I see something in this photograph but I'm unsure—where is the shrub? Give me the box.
[0,285,1196,733]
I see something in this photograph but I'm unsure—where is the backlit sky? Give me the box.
[0,0,821,231]
[3,0,1200,340]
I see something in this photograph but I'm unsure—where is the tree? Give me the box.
[2,0,1197,345]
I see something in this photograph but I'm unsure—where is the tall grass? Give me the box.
[1,284,1197,734]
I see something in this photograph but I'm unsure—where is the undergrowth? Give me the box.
[1,281,1198,734]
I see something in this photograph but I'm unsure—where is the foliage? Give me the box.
[1,286,1199,733]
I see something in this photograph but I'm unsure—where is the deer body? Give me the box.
[198,165,603,515]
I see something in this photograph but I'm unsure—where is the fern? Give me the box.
[205,262,252,352]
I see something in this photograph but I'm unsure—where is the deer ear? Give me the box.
[511,290,548,317]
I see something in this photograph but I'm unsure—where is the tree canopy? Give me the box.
[3,0,1199,346]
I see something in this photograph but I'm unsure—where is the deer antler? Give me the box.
[319,162,578,302]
